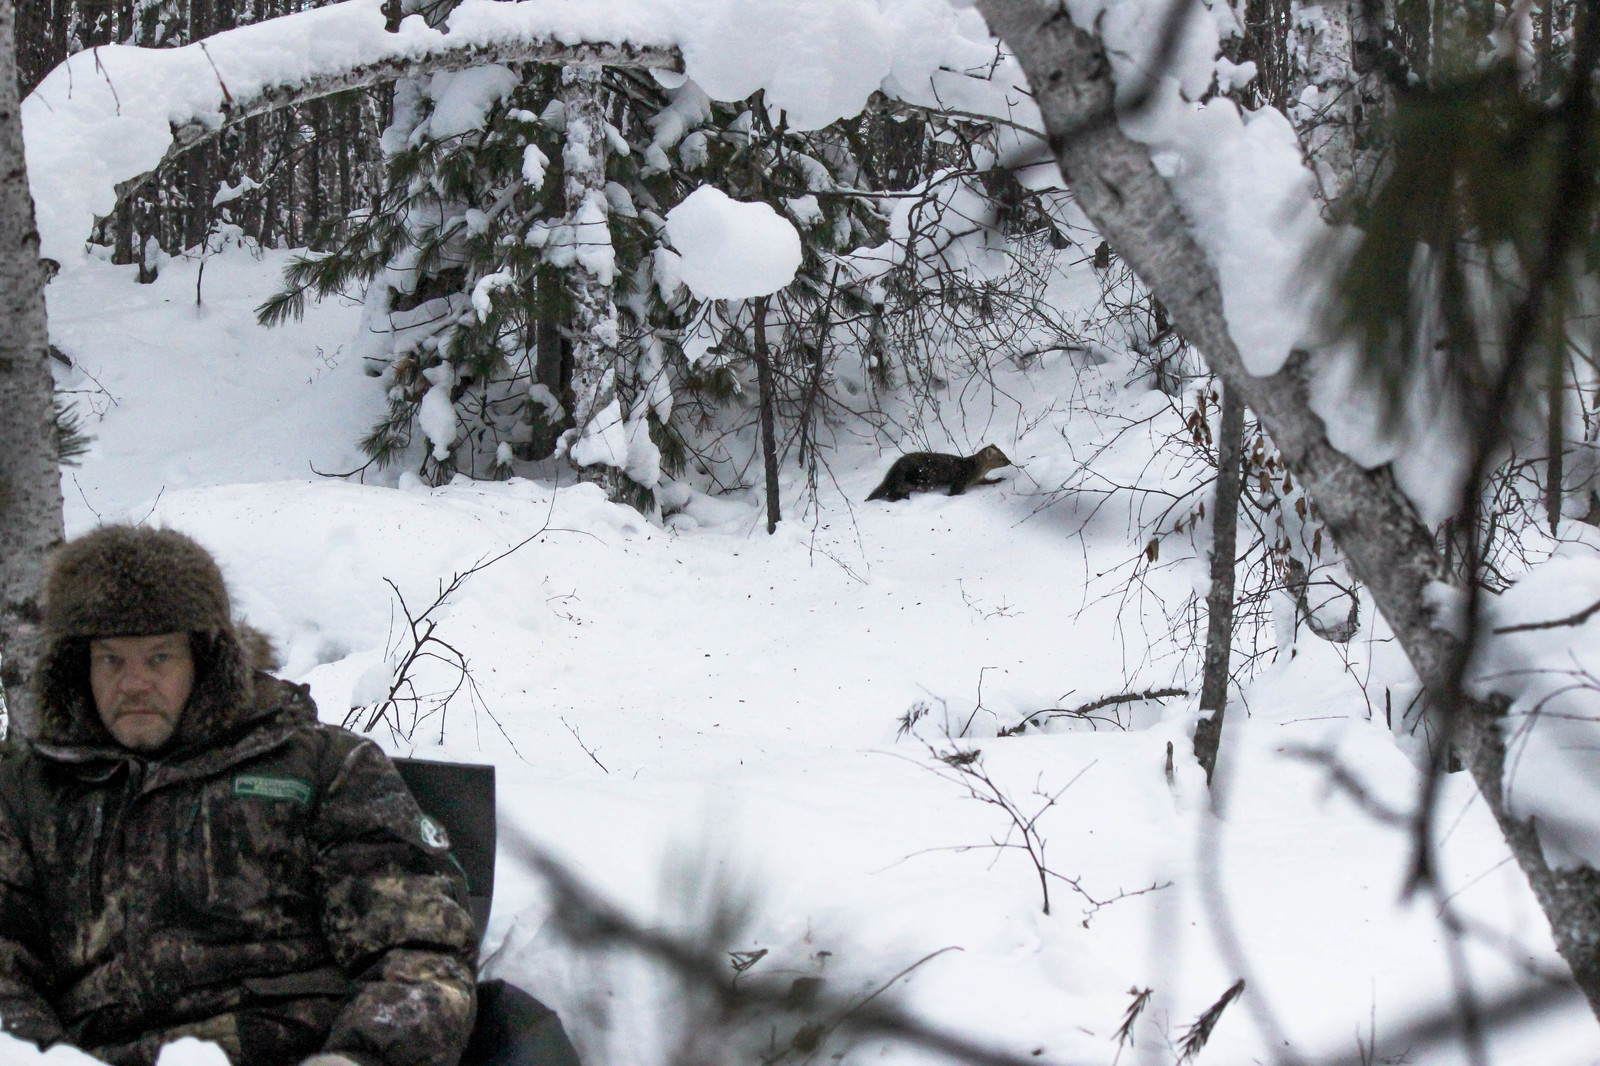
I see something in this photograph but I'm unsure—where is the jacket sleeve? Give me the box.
[0,761,66,1049]
[311,734,478,1066]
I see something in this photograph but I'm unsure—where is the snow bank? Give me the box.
[0,1034,227,1066]
[663,187,801,300]
[0,1034,103,1066]
[1476,545,1600,869]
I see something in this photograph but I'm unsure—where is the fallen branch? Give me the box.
[999,687,1187,735]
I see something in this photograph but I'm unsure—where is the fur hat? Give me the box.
[33,526,262,749]
[43,526,233,641]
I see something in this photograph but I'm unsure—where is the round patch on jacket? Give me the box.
[418,813,451,850]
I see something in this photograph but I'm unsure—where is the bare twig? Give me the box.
[1492,594,1600,634]
[561,717,610,774]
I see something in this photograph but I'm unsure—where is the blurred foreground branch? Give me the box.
[975,0,1600,1020]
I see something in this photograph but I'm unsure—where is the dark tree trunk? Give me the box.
[282,111,297,246]
[752,296,781,534]
[0,0,65,738]
[1193,382,1245,786]
[1548,349,1564,535]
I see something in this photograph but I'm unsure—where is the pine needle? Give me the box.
[1111,986,1152,1062]
[1177,979,1245,1063]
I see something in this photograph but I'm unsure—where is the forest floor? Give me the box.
[36,241,1600,1065]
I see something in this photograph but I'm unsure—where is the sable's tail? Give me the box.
[866,483,887,501]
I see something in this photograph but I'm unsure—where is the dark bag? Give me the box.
[461,979,582,1066]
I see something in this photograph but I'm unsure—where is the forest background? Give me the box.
[4,0,1600,1062]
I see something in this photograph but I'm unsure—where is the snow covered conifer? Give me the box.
[259,65,889,506]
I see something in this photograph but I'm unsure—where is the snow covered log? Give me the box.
[975,0,1600,1017]
[22,0,681,262]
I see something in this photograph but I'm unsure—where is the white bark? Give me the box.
[1339,0,1397,207]
[557,64,624,495]
[1285,0,1362,206]
[0,0,65,738]
[975,0,1600,1015]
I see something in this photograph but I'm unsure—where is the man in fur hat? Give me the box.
[0,526,478,1066]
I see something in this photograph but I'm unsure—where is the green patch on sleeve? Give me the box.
[233,774,314,807]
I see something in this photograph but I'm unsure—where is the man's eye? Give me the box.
[150,654,169,665]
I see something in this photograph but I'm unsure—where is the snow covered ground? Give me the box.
[39,243,1600,1065]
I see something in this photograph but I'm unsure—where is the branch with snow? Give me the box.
[23,0,1043,265]
[21,0,678,262]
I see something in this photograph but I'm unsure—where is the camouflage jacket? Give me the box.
[0,676,478,1066]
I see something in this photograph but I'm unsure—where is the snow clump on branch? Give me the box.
[663,187,801,300]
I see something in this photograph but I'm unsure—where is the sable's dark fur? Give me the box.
[866,444,1013,501]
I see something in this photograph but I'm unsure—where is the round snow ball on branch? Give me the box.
[663,187,802,300]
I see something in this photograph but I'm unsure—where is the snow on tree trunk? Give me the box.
[1286,0,1360,206]
[1340,0,1397,207]
[0,0,64,739]
[557,63,625,497]
[976,0,1600,1018]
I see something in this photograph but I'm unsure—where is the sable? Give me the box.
[866,445,1013,502]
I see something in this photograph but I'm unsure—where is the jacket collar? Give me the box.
[31,674,319,791]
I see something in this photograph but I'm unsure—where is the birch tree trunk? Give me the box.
[0,0,65,738]
[558,63,624,498]
[974,0,1600,1017]
[1342,0,1399,207]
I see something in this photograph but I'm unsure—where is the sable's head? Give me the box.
[34,525,256,750]
[976,445,1013,469]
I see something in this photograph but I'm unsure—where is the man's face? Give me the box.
[89,633,194,752]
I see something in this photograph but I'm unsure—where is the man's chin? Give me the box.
[111,713,175,751]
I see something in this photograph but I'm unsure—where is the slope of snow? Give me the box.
[26,242,1600,1065]
[1475,541,1600,871]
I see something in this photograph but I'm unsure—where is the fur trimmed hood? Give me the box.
[32,525,271,752]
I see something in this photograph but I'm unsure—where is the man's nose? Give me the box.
[120,662,159,691]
